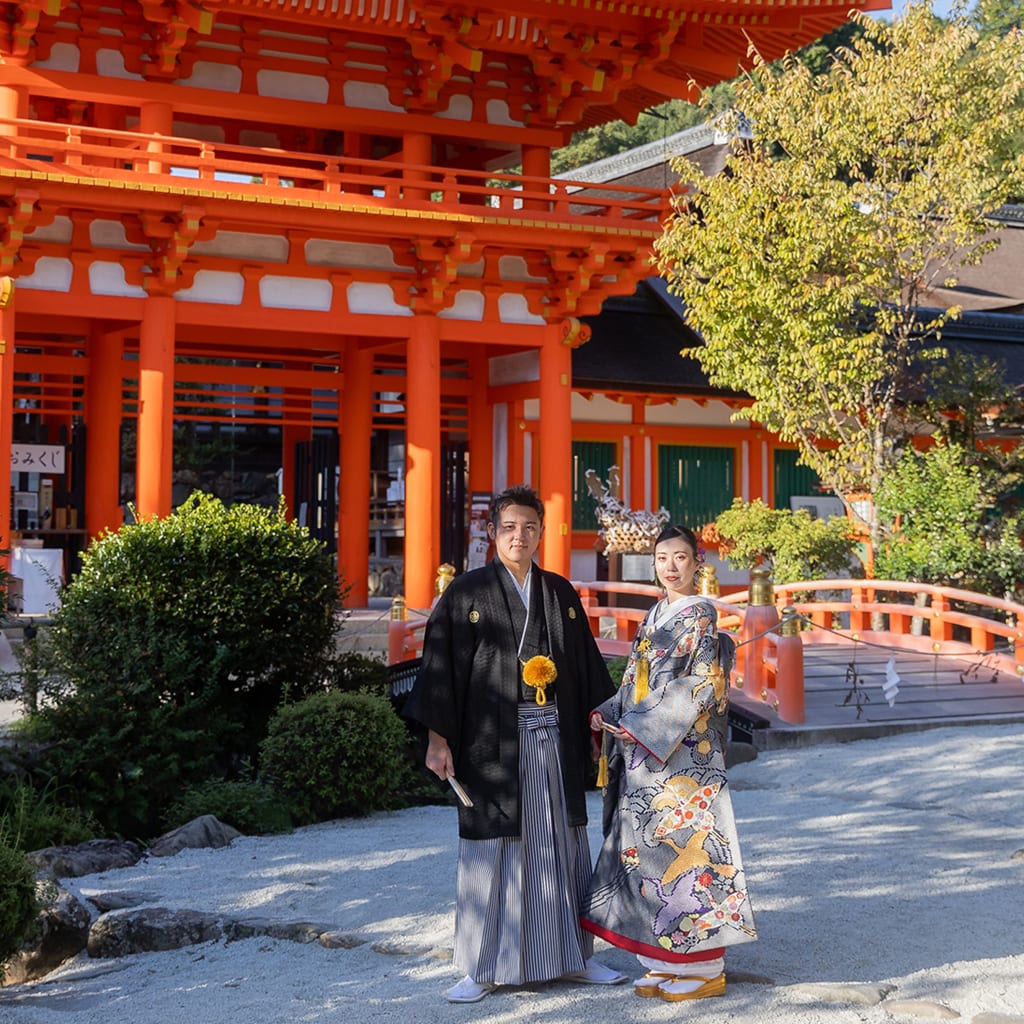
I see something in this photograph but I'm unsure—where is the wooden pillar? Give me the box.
[521,145,551,211]
[405,315,440,610]
[539,322,572,577]
[138,101,172,174]
[0,81,25,135]
[136,293,176,519]
[339,340,372,606]
[630,399,646,513]
[0,278,15,568]
[85,324,124,535]
[467,351,492,496]
[403,132,432,203]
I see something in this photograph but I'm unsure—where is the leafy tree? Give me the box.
[874,440,1024,597]
[710,499,858,584]
[973,0,1023,37]
[656,3,1024,550]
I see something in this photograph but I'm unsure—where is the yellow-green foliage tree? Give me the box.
[656,2,1024,547]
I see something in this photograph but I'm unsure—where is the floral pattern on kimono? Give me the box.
[580,595,757,961]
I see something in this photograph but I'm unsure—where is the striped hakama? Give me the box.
[453,703,595,985]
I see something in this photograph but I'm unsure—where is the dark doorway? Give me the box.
[441,441,467,571]
[294,433,338,551]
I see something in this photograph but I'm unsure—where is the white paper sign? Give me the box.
[11,445,65,474]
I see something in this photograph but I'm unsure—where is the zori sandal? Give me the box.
[633,972,676,998]
[657,973,726,1001]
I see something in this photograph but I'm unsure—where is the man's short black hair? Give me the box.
[489,485,545,525]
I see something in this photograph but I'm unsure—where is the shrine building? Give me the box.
[0,0,888,611]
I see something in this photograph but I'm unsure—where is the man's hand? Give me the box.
[426,729,454,781]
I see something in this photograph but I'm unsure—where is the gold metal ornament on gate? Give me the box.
[521,655,557,705]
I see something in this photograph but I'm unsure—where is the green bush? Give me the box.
[0,777,97,853]
[604,655,629,686]
[260,692,416,823]
[713,498,859,584]
[29,491,342,838]
[0,842,37,971]
[875,441,1024,597]
[322,651,390,698]
[164,779,293,836]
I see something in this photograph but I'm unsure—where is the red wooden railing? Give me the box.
[388,577,1024,727]
[0,117,669,229]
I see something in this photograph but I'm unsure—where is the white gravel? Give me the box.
[1,722,1023,1024]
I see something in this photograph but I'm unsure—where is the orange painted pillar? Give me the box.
[467,351,492,496]
[85,324,125,536]
[630,399,646,513]
[0,81,25,135]
[522,145,551,211]
[403,132,432,203]
[339,340,372,606]
[139,101,172,174]
[405,314,440,610]
[136,293,176,519]
[539,321,572,577]
[0,278,15,568]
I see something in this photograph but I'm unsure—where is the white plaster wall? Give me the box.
[260,275,332,310]
[179,62,243,92]
[16,258,73,292]
[497,294,544,324]
[257,69,328,103]
[346,281,411,316]
[89,262,146,297]
[32,43,79,72]
[176,270,245,305]
[305,240,403,270]
[490,350,538,386]
[26,216,73,245]
[570,392,632,423]
[439,290,484,321]
[192,231,288,262]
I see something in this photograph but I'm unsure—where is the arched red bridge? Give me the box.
[388,576,1024,748]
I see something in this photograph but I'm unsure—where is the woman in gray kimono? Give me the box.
[581,524,756,1001]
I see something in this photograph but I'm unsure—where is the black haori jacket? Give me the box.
[403,560,614,840]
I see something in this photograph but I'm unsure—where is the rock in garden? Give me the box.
[2,884,91,983]
[886,999,961,1019]
[87,907,222,958]
[87,890,158,912]
[148,815,242,858]
[27,839,143,879]
[784,981,896,1005]
[223,917,328,944]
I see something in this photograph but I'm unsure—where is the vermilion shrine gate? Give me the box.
[0,0,887,609]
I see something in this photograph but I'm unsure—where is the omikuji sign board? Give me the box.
[11,445,65,474]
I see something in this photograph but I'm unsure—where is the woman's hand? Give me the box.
[591,711,629,740]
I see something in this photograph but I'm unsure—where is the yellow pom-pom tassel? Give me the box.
[596,754,608,789]
[634,656,649,704]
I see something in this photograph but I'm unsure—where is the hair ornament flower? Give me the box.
[521,655,557,705]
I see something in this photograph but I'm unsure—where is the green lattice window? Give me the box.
[572,440,617,530]
[657,444,734,528]
[773,449,828,509]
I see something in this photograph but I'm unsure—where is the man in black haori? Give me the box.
[404,484,627,1002]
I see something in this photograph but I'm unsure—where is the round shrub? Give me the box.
[31,491,342,838]
[323,651,390,698]
[260,692,416,823]
[164,779,293,835]
[0,843,37,969]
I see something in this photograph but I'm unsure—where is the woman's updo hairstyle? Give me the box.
[653,524,700,559]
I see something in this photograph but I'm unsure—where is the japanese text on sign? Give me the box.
[11,445,65,474]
